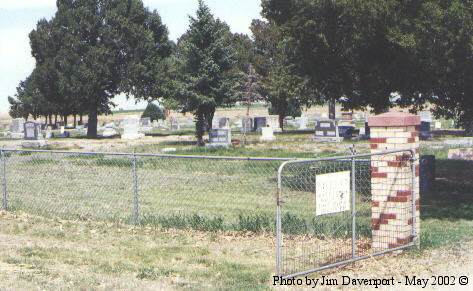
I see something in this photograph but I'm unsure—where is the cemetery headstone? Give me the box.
[341,112,353,121]
[208,128,232,147]
[22,121,47,148]
[448,148,473,161]
[260,126,275,142]
[24,121,42,140]
[45,126,53,139]
[7,118,25,139]
[338,125,355,139]
[170,117,180,131]
[420,155,436,194]
[268,115,281,132]
[102,127,118,137]
[420,111,432,140]
[253,117,267,132]
[241,117,253,133]
[313,120,343,142]
[121,116,145,140]
[217,117,230,129]
[434,121,442,130]
[296,116,308,130]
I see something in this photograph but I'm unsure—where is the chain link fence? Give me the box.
[276,149,417,278]
[0,149,289,232]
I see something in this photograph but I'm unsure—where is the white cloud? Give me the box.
[0,0,56,10]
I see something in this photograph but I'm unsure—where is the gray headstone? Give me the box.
[420,155,435,194]
[313,120,343,142]
[448,148,473,161]
[208,128,232,147]
[241,117,253,133]
[23,121,42,140]
[253,117,267,132]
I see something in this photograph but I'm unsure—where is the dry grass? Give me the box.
[0,211,472,290]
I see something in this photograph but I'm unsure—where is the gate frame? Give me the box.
[276,149,418,278]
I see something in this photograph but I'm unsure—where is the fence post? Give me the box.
[351,156,356,258]
[1,149,7,211]
[411,151,418,248]
[132,151,140,225]
[368,112,421,251]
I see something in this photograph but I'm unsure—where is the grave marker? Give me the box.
[260,126,275,142]
[313,120,343,142]
[208,128,232,147]
[121,116,145,140]
[253,117,267,132]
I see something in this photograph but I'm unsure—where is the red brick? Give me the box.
[380,213,396,220]
[397,190,412,197]
[372,201,380,207]
[370,144,378,149]
[388,196,409,202]
[408,218,413,225]
[370,138,387,143]
[388,243,401,248]
[396,154,411,162]
[411,131,419,138]
[407,137,416,143]
[372,172,387,178]
[397,237,413,244]
[371,166,379,173]
[388,161,408,167]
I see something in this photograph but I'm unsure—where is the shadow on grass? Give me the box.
[420,159,473,248]
[422,159,473,220]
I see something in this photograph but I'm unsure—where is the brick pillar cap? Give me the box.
[368,111,421,127]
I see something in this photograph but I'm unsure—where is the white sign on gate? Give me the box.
[315,171,351,216]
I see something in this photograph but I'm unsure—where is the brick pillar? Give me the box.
[368,112,420,250]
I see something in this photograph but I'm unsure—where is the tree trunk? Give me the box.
[87,106,98,138]
[79,114,83,125]
[48,115,52,126]
[279,113,285,131]
[329,100,336,120]
[73,115,77,127]
[195,108,205,146]
[54,114,58,125]
[205,107,215,131]
[64,115,68,126]
[465,120,473,137]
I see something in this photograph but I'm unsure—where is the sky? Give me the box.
[0,0,262,114]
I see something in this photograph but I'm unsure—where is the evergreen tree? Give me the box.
[170,0,240,145]
[29,0,171,138]
[141,102,165,122]
[251,19,305,130]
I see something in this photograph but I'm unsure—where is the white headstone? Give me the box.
[121,116,144,140]
[434,121,442,129]
[297,116,308,130]
[420,111,433,122]
[260,126,275,142]
[102,128,118,137]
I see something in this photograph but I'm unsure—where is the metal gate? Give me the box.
[276,149,418,278]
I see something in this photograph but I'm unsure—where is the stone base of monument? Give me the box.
[121,133,145,140]
[21,140,48,148]
[7,132,24,139]
[313,136,344,142]
[102,128,118,138]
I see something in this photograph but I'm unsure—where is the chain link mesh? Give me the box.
[0,150,285,232]
[277,150,416,277]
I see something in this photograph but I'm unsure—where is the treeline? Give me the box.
[8,0,473,141]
